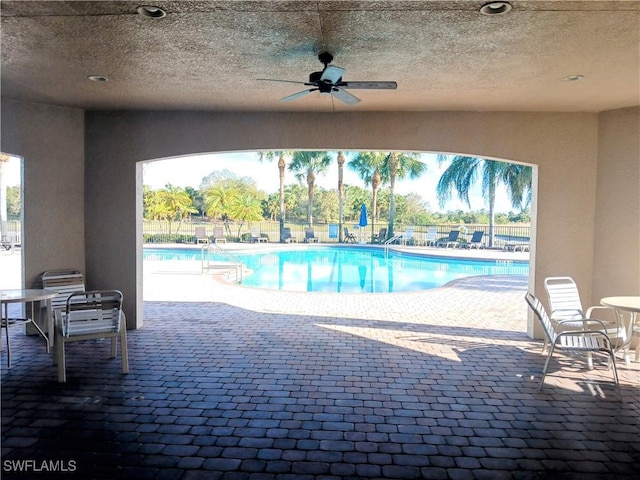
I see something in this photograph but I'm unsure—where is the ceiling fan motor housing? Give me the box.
[309,71,342,92]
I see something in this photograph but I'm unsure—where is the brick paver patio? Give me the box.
[2,258,640,479]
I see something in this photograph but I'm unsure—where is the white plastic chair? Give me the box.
[425,227,438,246]
[213,226,227,243]
[194,226,209,244]
[544,277,622,342]
[525,292,618,390]
[54,290,128,383]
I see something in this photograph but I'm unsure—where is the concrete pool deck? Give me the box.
[2,245,640,479]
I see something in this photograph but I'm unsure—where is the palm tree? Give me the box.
[384,152,427,238]
[348,151,388,238]
[336,151,346,242]
[288,151,332,227]
[145,185,197,235]
[258,151,291,241]
[436,155,532,247]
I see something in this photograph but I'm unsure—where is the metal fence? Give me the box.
[142,220,530,248]
[1,221,21,249]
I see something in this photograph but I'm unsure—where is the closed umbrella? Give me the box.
[359,204,368,243]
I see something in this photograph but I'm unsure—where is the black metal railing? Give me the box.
[142,220,530,248]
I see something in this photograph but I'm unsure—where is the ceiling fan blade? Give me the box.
[340,81,397,90]
[281,89,316,102]
[331,88,361,105]
[257,78,307,85]
[320,65,345,84]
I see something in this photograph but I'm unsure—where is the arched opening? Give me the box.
[136,149,537,335]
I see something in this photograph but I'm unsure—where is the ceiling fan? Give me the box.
[258,52,397,105]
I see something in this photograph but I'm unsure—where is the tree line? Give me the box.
[144,151,532,246]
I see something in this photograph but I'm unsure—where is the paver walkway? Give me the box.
[2,266,640,479]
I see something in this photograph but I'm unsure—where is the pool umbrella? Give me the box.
[358,204,368,243]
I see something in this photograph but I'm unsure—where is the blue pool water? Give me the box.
[144,246,529,293]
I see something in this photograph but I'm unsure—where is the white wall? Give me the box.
[2,101,637,336]
[593,107,640,301]
[1,100,85,287]
[84,110,604,334]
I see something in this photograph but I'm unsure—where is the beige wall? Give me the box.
[593,107,640,301]
[3,101,638,337]
[1,100,85,287]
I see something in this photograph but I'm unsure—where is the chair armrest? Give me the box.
[558,317,611,332]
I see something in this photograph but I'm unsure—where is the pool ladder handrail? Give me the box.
[383,233,404,254]
[201,243,244,283]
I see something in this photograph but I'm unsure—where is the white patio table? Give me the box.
[1,288,57,367]
[600,296,640,363]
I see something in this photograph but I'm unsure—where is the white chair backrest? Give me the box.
[525,292,556,343]
[195,226,207,237]
[404,227,414,239]
[250,227,261,238]
[62,290,123,338]
[544,276,583,320]
[426,227,437,240]
[213,226,224,237]
[41,270,86,312]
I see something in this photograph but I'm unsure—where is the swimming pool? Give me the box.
[144,246,529,293]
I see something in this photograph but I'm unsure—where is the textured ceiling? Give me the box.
[1,0,639,113]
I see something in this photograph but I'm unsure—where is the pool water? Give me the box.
[144,246,529,293]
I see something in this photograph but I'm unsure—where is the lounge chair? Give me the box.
[400,227,414,245]
[343,227,357,243]
[54,290,128,382]
[544,276,622,363]
[525,292,618,390]
[250,227,268,243]
[281,227,298,243]
[194,226,209,244]
[213,226,227,243]
[303,228,318,243]
[465,231,484,249]
[436,230,460,248]
[425,227,438,246]
[371,228,387,244]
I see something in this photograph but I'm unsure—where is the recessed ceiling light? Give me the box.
[563,75,585,82]
[479,2,512,15]
[87,75,109,82]
[136,5,167,18]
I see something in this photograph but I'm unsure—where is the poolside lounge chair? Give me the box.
[250,227,268,243]
[425,227,438,246]
[436,230,460,248]
[400,227,414,246]
[544,276,622,362]
[465,231,484,249]
[54,290,128,383]
[281,227,298,243]
[371,228,387,244]
[343,227,357,243]
[194,226,209,244]
[213,226,227,243]
[303,228,318,243]
[525,292,618,390]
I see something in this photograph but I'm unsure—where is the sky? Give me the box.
[142,151,518,213]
